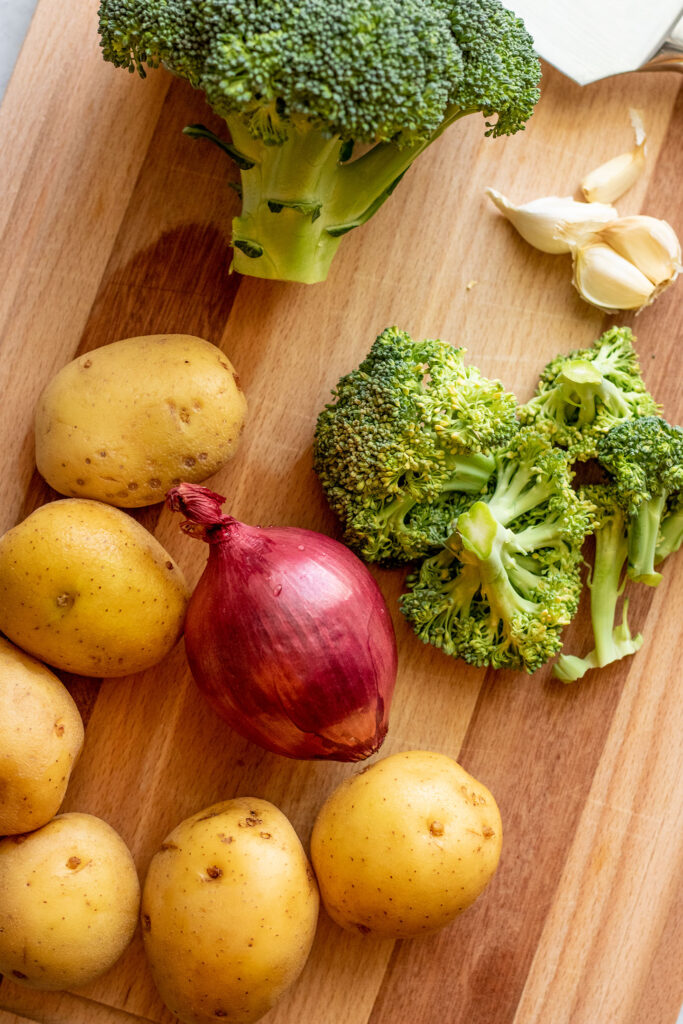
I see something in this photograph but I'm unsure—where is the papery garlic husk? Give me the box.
[595,216,681,287]
[581,110,647,204]
[570,241,656,312]
[485,188,618,254]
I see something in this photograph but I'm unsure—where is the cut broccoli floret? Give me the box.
[313,327,518,564]
[400,430,593,672]
[520,327,660,460]
[98,0,540,283]
[554,485,643,683]
[597,416,683,586]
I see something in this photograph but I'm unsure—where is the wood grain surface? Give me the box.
[1,3,682,1023]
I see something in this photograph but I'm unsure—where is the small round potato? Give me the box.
[0,499,189,677]
[0,812,140,989]
[310,749,502,938]
[35,334,247,508]
[0,637,84,835]
[142,798,319,1024]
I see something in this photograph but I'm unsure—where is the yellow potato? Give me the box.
[0,499,189,677]
[0,638,84,835]
[142,798,319,1024]
[35,334,247,508]
[310,749,502,938]
[0,812,140,989]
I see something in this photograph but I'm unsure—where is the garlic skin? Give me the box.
[596,216,681,287]
[571,242,655,312]
[581,110,647,204]
[485,189,618,254]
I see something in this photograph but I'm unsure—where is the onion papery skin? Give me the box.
[171,486,398,762]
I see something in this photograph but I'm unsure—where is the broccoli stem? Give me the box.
[223,107,470,283]
[330,105,471,225]
[627,493,667,586]
[227,118,346,283]
[590,513,632,666]
[456,501,538,622]
[655,504,683,565]
[553,509,643,682]
[440,452,496,494]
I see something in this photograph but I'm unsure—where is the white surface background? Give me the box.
[0,0,38,100]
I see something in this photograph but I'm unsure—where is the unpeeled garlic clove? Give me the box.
[571,242,655,312]
[581,109,647,204]
[485,189,618,254]
[595,216,681,286]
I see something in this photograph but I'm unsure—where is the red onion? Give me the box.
[167,484,397,761]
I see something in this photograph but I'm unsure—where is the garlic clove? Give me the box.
[581,109,647,204]
[571,242,656,312]
[485,188,618,254]
[595,216,681,286]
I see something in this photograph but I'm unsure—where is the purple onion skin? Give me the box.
[174,488,398,761]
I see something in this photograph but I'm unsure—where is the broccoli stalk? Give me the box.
[554,487,643,683]
[217,108,473,282]
[655,495,683,565]
[520,327,660,460]
[98,0,540,284]
[401,431,593,672]
[597,416,683,587]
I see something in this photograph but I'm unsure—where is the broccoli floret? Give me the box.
[313,327,518,564]
[400,430,593,672]
[597,416,683,586]
[520,327,660,460]
[554,485,643,683]
[98,0,540,283]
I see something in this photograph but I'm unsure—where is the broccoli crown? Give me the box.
[98,0,540,143]
[520,327,660,460]
[313,326,518,564]
[597,416,683,587]
[597,416,683,514]
[400,430,592,672]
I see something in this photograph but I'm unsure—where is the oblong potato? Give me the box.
[0,812,140,989]
[0,499,189,677]
[311,749,502,938]
[0,637,84,835]
[35,334,247,507]
[142,798,319,1024]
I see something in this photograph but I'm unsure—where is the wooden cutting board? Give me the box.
[1,3,682,1023]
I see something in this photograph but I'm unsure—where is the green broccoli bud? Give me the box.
[520,327,660,460]
[313,326,518,564]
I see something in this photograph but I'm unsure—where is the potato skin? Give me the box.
[0,638,84,835]
[142,798,319,1024]
[310,749,502,939]
[0,812,140,989]
[35,334,247,508]
[0,499,189,677]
